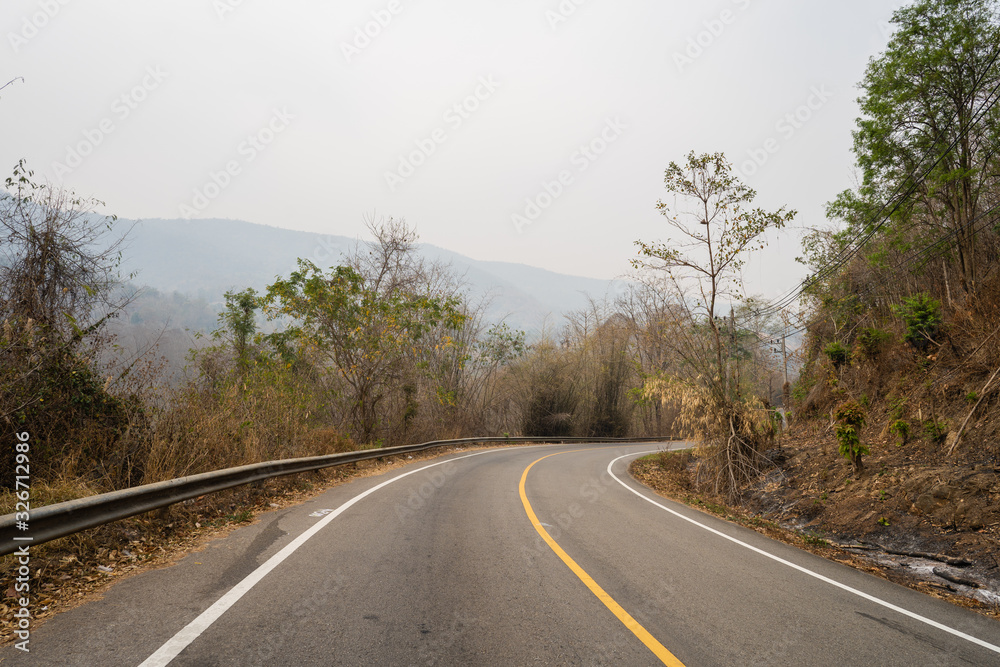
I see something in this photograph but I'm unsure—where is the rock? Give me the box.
[945,432,959,452]
[931,484,954,500]
[953,504,968,525]
[764,448,788,465]
[913,494,938,515]
[966,473,995,494]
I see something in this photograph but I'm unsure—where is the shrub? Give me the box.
[891,293,942,351]
[855,326,891,360]
[889,394,907,420]
[923,418,949,445]
[824,341,850,369]
[889,419,909,445]
[791,374,816,403]
[834,401,869,472]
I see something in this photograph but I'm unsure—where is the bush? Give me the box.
[824,341,850,369]
[923,418,949,445]
[891,293,942,351]
[834,401,869,472]
[890,419,909,445]
[889,394,907,420]
[855,326,891,360]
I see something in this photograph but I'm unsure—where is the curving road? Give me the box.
[2,443,998,665]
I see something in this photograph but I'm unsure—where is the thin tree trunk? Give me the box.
[943,260,953,308]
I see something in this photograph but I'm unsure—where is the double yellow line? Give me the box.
[518,451,685,667]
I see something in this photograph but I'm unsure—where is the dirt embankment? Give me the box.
[630,431,1000,621]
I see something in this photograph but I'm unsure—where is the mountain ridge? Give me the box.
[116,217,625,332]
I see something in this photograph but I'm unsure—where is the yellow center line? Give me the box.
[519,450,685,667]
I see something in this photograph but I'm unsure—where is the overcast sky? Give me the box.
[2,1,903,297]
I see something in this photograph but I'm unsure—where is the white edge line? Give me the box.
[607,451,1000,655]
[139,449,494,666]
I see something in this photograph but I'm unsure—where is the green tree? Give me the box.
[264,259,464,444]
[892,292,943,350]
[838,0,1000,293]
[213,288,261,373]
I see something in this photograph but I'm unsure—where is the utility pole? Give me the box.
[781,331,788,390]
[717,315,729,398]
[777,309,792,410]
[781,331,790,429]
[730,307,737,398]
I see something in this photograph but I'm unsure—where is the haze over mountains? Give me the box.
[119,218,627,333]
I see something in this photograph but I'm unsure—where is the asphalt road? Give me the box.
[2,443,998,666]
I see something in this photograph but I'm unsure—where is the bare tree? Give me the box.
[1,161,132,341]
[632,152,795,496]
[1,161,141,487]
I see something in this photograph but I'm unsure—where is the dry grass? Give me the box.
[640,376,775,499]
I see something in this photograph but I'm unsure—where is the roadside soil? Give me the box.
[630,428,1000,622]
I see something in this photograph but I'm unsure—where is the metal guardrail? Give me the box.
[0,436,672,557]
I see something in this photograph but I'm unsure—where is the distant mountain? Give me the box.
[116,218,625,333]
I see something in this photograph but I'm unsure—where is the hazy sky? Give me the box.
[2,1,902,297]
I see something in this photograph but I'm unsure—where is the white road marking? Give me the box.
[307,508,334,517]
[607,451,1000,656]
[139,450,495,666]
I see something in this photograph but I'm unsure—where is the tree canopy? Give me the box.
[834,0,1000,293]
